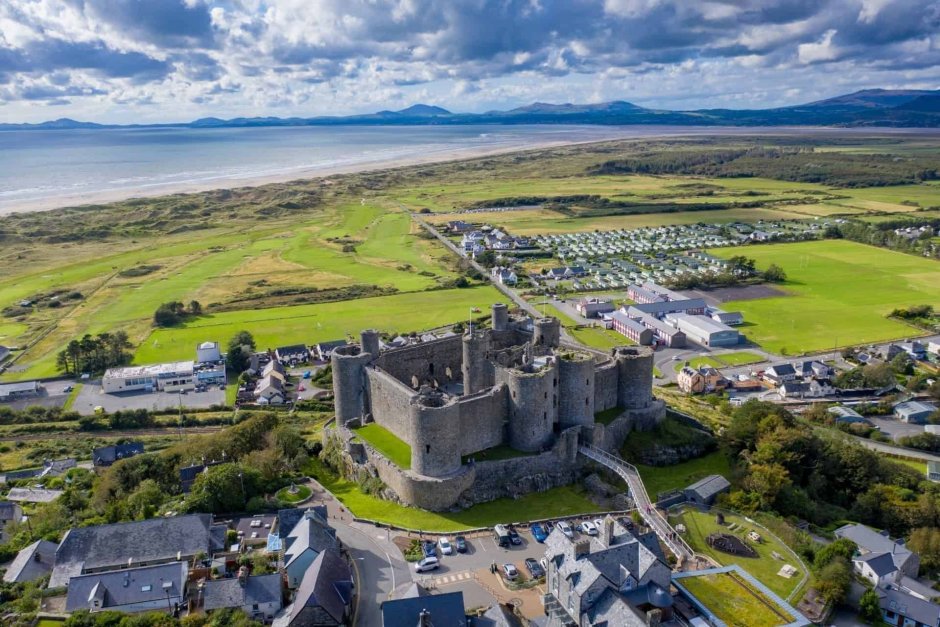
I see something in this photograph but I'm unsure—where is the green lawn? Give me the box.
[711,240,940,354]
[715,351,766,366]
[354,423,412,469]
[306,458,598,532]
[670,508,805,600]
[678,572,790,627]
[276,484,312,503]
[674,356,724,372]
[131,285,503,365]
[636,451,733,498]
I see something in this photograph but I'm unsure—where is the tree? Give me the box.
[891,352,914,376]
[188,300,203,315]
[228,331,256,352]
[762,263,787,283]
[727,255,756,277]
[126,479,165,520]
[908,527,940,575]
[742,462,791,508]
[858,588,883,624]
[814,557,852,604]
[186,464,261,514]
[226,346,250,373]
[813,537,857,571]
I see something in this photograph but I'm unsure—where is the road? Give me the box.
[845,432,940,463]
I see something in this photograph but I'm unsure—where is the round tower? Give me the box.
[410,391,462,477]
[558,351,595,428]
[533,317,561,349]
[491,303,509,332]
[614,346,654,410]
[360,329,381,360]
[505,360,558,452]
[331,345,373,422]
[462,331,491,395]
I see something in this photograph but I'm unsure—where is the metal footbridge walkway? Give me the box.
[579,444,694,563]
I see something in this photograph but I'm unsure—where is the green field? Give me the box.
[714,351,766,366]
[636,451,733,498]
[353,423,412,469]
[133,285,502,365]
[712,240,940,354]
[670,508,805,600]
[678,571,790,627]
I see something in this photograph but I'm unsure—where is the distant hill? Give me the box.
[4,89,940,131]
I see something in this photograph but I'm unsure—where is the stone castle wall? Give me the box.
[374,334,464,388]
[364,367,414,442]
[455,386,508,456]
[594,360,619,412]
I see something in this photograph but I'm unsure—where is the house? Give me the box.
[610,312,653,346]
[877,585,940,627]
[576,298,615,319]
[0,381,41,402]
[50,513,226,588]
[3,539,58,583]
[255,376,286,405]
[856,551,901,588]
[0,501,22,543]
[196,341,222,364]
[2,458,78,483]
[492,267,518,285]
[834,524,919,579]
[6,487,64,503]
[204,571,283,622]
[313,340,349,362]
[895,400,937,424]
[276,548,353,627]
[764,363,797,385]
[447,220,474,234]
[780,379,833,399]
[93,442,144,467]
[65,562,187,614]
[683,475,731,506]
[262,359,286,378]
[275,345,309,365]
[676,366,725,395]
[888,341,928,361]
[382,586,467,627]
[929,461,940,483]
[283,508,339,588]
[542,516,673,626]
[798,360,833,379]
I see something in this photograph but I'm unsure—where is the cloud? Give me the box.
[0,0,938,122]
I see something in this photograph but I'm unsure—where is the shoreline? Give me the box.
[3,124,939,216]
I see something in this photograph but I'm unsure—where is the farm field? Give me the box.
[670,507,806,601]
[133,285,503,365]
[677,570,791,627]
[711,240,940,354]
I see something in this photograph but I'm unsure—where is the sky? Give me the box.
[0,0,939,124]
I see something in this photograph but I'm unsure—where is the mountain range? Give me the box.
[3,89,940,131]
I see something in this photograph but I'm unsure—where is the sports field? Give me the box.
[711,240,940,354]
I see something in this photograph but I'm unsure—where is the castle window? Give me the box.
[544,412,547,421]
[554,378,557,388]
[426,444,431,454]
[553,397,556,408]
[585,397,589,406]
[544,392,547,399]
[586,378,589,385]
[512,390,516,399]
[429,363,434,375]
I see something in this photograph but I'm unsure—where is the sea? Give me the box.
[0,123,933,214]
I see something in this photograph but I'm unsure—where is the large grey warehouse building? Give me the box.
[667,313,741,347]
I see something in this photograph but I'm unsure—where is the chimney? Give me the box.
[418,608,432,627]
[238,566,249,585]
[574,539,591,559]
[603,516,615,547]
[646,608,662,626]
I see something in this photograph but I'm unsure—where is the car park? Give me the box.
[439,537,453,555]
[580,521,598,536]
[454,536,467,553]
[508,525,522,545]
[502,563,519,581]
[558,521,574,538]
[415,556,440,572]
[530,523,548,543]
[525,558,545,579]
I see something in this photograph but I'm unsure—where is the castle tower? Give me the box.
[558,351,595,427]
[491,303,509,332]
[360,329,381,360]
[410,390,462,477]
[614,346,654,410]
[501,359,558,452]
[331,345,373,422]
[462,331,491,395]
[533,317,561,349]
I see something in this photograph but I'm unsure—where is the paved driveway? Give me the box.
[72,382,225,415]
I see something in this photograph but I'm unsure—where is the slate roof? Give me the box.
[284,510,338,568]
[382,590,467,627]
[287,548,352,625]
[3,539,58,583]
[766,363,796,377]
[878,586,940,627]
[0,501,21,521]
[204,573,282,611]
[92,442,144,466]
[277,506,328,538]
[585,587,644,627]
[65,562,187,612]
[684,474,731,501]
[835,524,915,573]
[51,513,224,588]
[857,551,898,577]
[896,400,937,417]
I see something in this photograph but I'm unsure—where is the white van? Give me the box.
[414,556,440,573]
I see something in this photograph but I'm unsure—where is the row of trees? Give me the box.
[56,331,133,375]
[829,219,940,260]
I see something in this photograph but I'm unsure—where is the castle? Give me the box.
[328,303,665,511]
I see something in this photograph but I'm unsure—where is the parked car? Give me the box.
[415,557,439,573]
[494,524,512,547]
[439,537,453,555]
[508,525,522,545]
[580,521,598,536]
[422,541,436,558]
[454,536,467,553]
[502,563,519,581]
[593,518,605,530]
[557,521,574,538]
[531,523,548,543]
[525,558,545,579]
[63,385,74,393]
